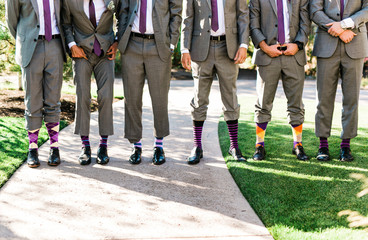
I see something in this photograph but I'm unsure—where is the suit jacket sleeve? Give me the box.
[117,0,129,41]
[169,0,182,46]
[249,0,266,48]
[349,0,368,28]
[294,0,310,45]
[237,0,250,46]
[61,0,75,46]
[6,0,20,39]
[310,0,335,31]
[180,0,194,51]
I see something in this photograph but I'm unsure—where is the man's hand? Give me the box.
[326,22,344,37]
[181,53,191,70]
[71,45,87,60]
[339,30,356,44]
[107,41,118,60]
[283,43,299,56]
[260,41,283,58]
[234,47,247,64]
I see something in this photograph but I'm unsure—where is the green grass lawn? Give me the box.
[0,117,67,188]
[219,95,368,240]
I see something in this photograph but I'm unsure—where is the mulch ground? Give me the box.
[0,89,104,123]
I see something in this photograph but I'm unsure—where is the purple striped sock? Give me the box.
[341,138,350,149]
[99,135,108,147]
[134,140,142,148]
[28,129,40,150]
[319,137,328,148]
[227,120,239,149]
[155,137,163,148]
[81,136,90,148]
[193,121,204,149]
[45,122,59,149]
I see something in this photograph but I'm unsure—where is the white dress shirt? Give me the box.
[340,0,354,29]
[37,0,60,36]
[181,0,247,54]
[68,0,106,49]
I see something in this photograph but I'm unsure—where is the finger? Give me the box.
[326,22,333,26]
[234,51,240,61]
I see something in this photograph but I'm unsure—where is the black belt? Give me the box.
[38,34,61,40]
[210,35,226,41]
[132,32,155,39]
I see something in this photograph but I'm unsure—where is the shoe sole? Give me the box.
[47,162,60,166]
[28,163,40,168]
[153,159,166,165]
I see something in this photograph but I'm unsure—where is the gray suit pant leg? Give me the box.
[23,39,63,131]
[315,42,363,139]
[191,40,240,121]
[74,54,114,136]
[121,36,171,143]
[255,55,305,125]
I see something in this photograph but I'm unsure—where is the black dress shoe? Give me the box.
[152,147,165,165]
[129,147,142,164]
[316,147,330,161]
[187,147,203,165]
[292,145,309,161]
[48,148,61,166]
[253,145,266,160]
[339,147,354,162]
[97,146,109,165]
[228,147,246,161]
[79,146,91,165]
[27,149,40,168]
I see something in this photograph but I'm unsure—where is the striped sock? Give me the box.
[133,140,142,148]
[341,138,350,149]
[227,120,239,149]
[28,129,40,150]
[193,120,204,149]
[291,124,303,148]
[256,122,268,147]
[155,137,163,148]
[45,122,59,149]
[319,137,328,149]
[99,135,108,147]
[81,136,90,148]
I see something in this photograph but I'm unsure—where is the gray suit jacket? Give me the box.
[6,0,67,68]
[117,0,182,62]
[310,0,368,59]
[250,0,310,66]
[181,0,249,62]
[61,0,122,56]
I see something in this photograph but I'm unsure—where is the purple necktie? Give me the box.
[89,0,102,56]
[211,0,219,32]
[277,0,285,45]
[139,0,147,34]
[340,0,344,20]
[43,0,52,41]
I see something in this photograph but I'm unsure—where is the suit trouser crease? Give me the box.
[191,40,240,122]
[121,36,171,143]
[315,41,363,139]
[255,55,305,125]
[23,39,63,131]
[74,53,114,136]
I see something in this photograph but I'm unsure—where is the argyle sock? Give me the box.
[341,138,350,149]
[291,123,303,148]
[227,120,239,149]
[134,140,142,148]
[81,136,90,148]
[193,120,204,149]
[154,137,163,148]
[45,122,59,149]
[319,137,328,149]
[99,135,108,148]
[256,122,268,147]
[28,129,40,150]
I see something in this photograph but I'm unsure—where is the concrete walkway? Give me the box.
[0,80,273,240]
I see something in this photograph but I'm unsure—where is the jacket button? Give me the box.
[37,25,40,28]
[90,43,93,46]
[209,15,211,18]
[134,11,137,13]
[337,13,340,16]
[207,30,210,32]
[95,30,97,33]
[275,24,278,27]
[34,39,37,42]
